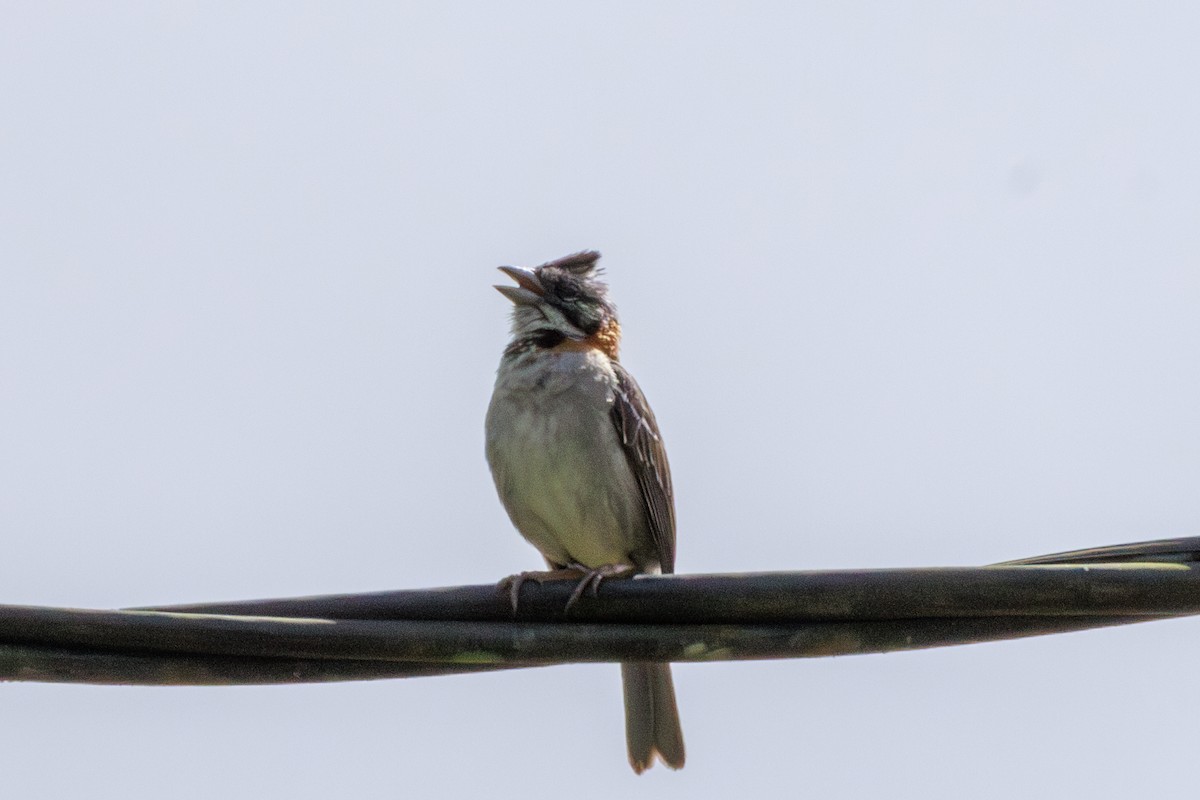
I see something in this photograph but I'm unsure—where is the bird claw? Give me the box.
[499,568,586,614]
[500,563,637,616]
[564,563,637,613]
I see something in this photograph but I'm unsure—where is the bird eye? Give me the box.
[532,330,566,348]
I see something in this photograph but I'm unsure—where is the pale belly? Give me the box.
[485,352,649,569]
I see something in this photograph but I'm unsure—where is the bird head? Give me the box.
[495,251,621,358]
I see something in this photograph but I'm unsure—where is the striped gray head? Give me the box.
[495,251,620,352]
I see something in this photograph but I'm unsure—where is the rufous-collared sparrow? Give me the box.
[485,251,685,773]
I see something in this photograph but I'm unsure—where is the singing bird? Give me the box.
[484,251,685,773]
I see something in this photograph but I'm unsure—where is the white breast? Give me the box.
[485,348,647,568]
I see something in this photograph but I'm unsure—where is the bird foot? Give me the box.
[499,563,638,615]
[563,562,637,612]
[499,568,587,613]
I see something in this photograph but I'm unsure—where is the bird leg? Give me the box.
[499,567,587,612]
[499,562,639,614]
[564,562,638,612]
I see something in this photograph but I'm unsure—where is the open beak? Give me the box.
[495,266,545,305]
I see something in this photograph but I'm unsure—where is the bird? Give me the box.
[484,250,685,774]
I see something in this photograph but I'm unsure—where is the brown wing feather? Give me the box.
[610,363,676,574]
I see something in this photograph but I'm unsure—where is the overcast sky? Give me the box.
[2,3,1199,798]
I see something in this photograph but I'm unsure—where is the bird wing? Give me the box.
[610,362,676,574]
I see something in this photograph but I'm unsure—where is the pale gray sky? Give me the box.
[2,3,1199,798]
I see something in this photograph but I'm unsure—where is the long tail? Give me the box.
[621,662,685,773]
